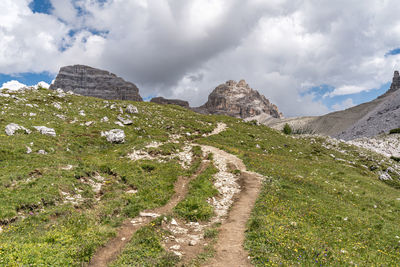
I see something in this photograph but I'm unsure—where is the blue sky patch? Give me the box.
[304,82,390,111]
[0,72,55,87]
[29,0,53,14]
[385,48,400,57]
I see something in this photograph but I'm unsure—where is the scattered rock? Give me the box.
[37,150,47,155]
[26,146,32,154]
[125,104,138,114]
[170,245,181,250]
[139,212,160,218]
[5,123,31,136]
[117,115,133,125]
[101,116,109,122]
[188,240,197,246]
[101,129,125,143]
[33,126,56,137]
[379,171,392,181]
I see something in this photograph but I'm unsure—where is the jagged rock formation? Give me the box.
[266,71,400,140]
[385,70,400,95]
[50,65,143,101]
[194,80,283,119]
[150,97,189,108]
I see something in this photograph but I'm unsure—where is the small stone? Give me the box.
[38,150,47,155]
[121,237,126,241]
[33,126,56,137]
[101,116,109,122]
[189,240,197,246]
[139,212,160,218]
[117,115,133,125]
[26,146,32,154]
[79,110,86,116]
[170,245,181,250]
[126,189,138,194]
[85,121,94,126]
[126,104,138,114]
[171,219,178,226]
[53,102,62,110]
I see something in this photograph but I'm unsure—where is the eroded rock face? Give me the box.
[50,65,143,101]
[150,97,189,108]
[387,71,400,95]
[196,80,283,119]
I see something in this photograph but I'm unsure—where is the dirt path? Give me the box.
[200,146,263,267]
[89,122,264,267]
[88,162,209,267]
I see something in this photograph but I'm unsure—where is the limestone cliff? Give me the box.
[195,80,283,119]
[50,65,143,101]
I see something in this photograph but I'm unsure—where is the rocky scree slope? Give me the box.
[0,86,399,266]
[266,71,400,140]
[50,65,143,101]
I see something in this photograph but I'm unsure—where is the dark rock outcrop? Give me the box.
[50,65,143,101]
[195,80,283,119]
[150,97,189,108]
[386,70,400,94]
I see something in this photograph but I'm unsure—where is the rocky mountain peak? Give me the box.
[197,79,283,119]
[385,70,400,95]
[50,65,143,101]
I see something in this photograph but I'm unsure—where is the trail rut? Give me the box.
[88,162,208,267]
[200,146,263,267]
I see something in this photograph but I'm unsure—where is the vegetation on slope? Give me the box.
[198,121,400,266]
[0,88,218,265]
[0,87,399,265]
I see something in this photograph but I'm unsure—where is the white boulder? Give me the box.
[5,123,31,136]
[126,104,138,114]
[33,126,56,137]
[101,129,125,143]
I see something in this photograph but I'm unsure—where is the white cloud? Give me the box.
[332,98,355,111]
[0,0,400,116]
[0,80,27,91]
[0,80,50,91]
[324,85,366,97]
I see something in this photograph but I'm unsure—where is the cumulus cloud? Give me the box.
[0,80,27,91]
[331,98,355,111]
[0,0,400,116]
[0,80,49,91]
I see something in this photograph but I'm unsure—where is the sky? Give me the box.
[0,0,400,117]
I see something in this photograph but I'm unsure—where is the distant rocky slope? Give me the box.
[266,71,400,140]
[194,79,283,119]
[50,65,143,101]
[150,97,189,108]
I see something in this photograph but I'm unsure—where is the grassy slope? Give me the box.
[199,122,400,266]
[0,88,217,265]
[0,88,399,265]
